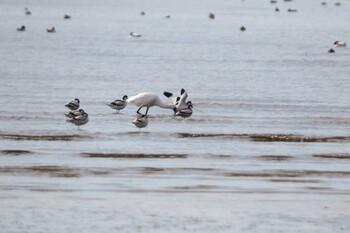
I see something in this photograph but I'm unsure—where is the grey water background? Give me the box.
[0,0,350,232]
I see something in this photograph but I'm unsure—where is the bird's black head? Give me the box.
[75,98,80,103]
[123,95,128,100]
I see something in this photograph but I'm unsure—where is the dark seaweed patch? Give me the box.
[0,133,91,141]
[269,179,321,183]
[171,185,219,190]
[175,133,236,138]
[81,153,187,159]
[225,170,350,178]
[0,150,34,155]
[142,167,165,174]
[0,166,81,177]
[304,186,332,191]
[256,155,294,161]
[175,133,350,143]
[312,154,350,159]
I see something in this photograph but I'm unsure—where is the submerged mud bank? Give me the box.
[0,150,34,155]
[0,133,92,141]
[81,153,188,159]
[256,155,294,161]
[175,133,350,143]
[312,154,350,159]
[225,170,350,178]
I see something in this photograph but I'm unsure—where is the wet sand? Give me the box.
[0,193,349,232]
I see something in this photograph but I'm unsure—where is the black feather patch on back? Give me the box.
[163,91,173,98]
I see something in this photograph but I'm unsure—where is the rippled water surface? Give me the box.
[1,0,350,232]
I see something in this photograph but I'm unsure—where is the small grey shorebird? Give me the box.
[66,110,89,129]
[174,102,193,118]
[107,95,128,113]
[132,114,148,130]
[47,27,56,33]
[333,41,347,48]
[17,25,26,31]
[129,32,141,38]
[65,98,80,110]
[64,109,85,118]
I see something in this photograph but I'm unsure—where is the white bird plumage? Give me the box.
[65,98,80,110]
[333,41,347,48]
[164,88,191,112]
[129,32,141,38]
[127,92,175,115]
[47,27,56,33]
[107,95,128,113]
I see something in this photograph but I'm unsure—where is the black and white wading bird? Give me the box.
[107,95,128,114]
[25,8,31,15]
[64,109,85,118]
[132,114,148,130]
[174,102,193,118]
[47,27,56,33]
[129,32,141,38]
[17,25,26,31]
[66,110,89,129]
[333,41,347,48]
[65,98,80,110]
[164,88,192,112]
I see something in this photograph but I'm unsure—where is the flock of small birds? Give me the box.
[16,7,248,37]
[18,1,347,53]
[17,7,70,33]
[271,0,342,12]
[269,0,347,53]
[64,88,193,130]
[64,98,89,130]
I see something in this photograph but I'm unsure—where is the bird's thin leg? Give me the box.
[145,107,149,115]
[136,107,143,115]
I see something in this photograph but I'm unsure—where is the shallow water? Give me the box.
[1,0,350,232]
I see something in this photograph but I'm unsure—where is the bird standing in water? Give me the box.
[132,114,148,130]
[66,110,89,129]
[127,92,175,115]
[107,95,128,113]
[65,98,80,110]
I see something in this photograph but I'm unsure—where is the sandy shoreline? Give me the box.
[0,192,349,232]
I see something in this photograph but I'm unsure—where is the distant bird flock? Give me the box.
[64,89,193,130]
[18,4,346,54]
